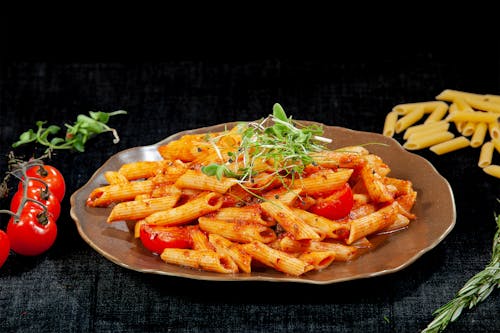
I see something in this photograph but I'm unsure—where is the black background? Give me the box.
[1,9,499,333]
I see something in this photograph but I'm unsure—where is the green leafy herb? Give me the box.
[12,110,127,153]
[201,103,331,183]
[421,203,500,333]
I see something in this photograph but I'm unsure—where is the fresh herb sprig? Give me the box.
[201,103,331,182]
[12,110,127,153]
[421,203,500,333]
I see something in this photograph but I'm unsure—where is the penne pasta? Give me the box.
[470,122,488,148]
[395,106,425,133]
[241,241,314,276]
[429,136,470,155]
[478,142,494,168]
[482,165,500,179]
[403,131,455,150]
[383,111,398,137]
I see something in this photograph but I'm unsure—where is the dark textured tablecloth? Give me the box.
[0,19,499,332]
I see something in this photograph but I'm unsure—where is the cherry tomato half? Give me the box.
[309,183,354,220]
[0,230,10,268]
[11,183,61,221]
[140,224,193,255]
[22,165,66,202]
[7,204,57,256]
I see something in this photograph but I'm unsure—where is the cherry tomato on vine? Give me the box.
[140,224,193,255]
[22,165,66,202]
[10,183,61,221]
[7,203,57,256]
[309,183,354,220]
[0,230,10,268]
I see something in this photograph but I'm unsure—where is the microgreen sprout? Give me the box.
[201,103,331,186]
[12,110,127,153]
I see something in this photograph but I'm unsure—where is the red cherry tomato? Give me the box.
[309,183,354,220]
[7,204,58,256]
[22,165,66,202]
[0,230,10,268]
[11,184,61,221]
[140,224,193,255]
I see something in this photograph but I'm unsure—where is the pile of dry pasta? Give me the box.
[382,89,500,179]
[86,124,417,276]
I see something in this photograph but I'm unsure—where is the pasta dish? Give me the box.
[86,105,417,276]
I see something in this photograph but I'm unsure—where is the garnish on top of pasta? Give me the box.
[86,104,417,276]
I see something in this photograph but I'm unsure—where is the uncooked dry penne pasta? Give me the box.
[403,131,455,150]
[478,141,494,168]
[403,120,450,140]
[429,136,470,155]
[395,107,425,133]
[383,111,398,137]
[470,122,488,148]
[482,165,500,178]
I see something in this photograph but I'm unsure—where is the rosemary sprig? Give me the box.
[201,103,331,182]
[421,202,500,333]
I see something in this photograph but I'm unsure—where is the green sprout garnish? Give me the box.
[201,103,331,184]
[12,110,127,153]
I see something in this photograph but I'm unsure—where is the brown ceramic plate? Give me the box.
[70,122,456,284]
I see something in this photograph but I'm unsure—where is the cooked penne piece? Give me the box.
[144,192,223,226]
[160,248,238,274]
[278,236,358,262]
[118,160,169,180]
[175,169,239,193]
[291,208,350,240]
[241,241,314,276]
[260,200,321,240]
[211,205,274,226]
[87,180,155,207]
[429,136,470,155]
[293,169,353,195]
[198,217,277,243]
[359,164,394,203]
[107,193,181,222]
[379,213,410,233]
[190,227,214,251]
[104,171,129,184]
[309,150,366,169]
[208,234,252,273]
[298,251,336,270]
[347,201,398,245]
